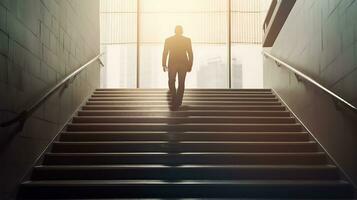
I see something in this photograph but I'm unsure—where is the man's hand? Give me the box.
[188,63,193,72]
[162,66,168,72]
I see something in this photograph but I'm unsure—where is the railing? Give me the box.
[262,0,296,47]
[263,0,277,32]
[263,51,357,112]
[0,53,104,129]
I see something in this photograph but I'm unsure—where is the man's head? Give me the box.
[175,25,183,35]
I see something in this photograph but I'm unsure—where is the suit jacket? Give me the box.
[162,35,193,71]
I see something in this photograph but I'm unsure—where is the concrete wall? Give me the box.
[0,0,100,199]
[264,0,357,186]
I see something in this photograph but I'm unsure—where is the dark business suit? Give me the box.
[162,35,193,106]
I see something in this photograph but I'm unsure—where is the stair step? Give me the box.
[91,94,277,98]
[93,90,273,94]
[86,101,282,106]
[19,180,353,198]
[77,110,292,117]
[31,165,339,181]
[72,116,296,124]
[66,123,303,132]
[43,152,328,165]
[93,92,274,96]
[51,141,317,153]
[96,88,273,92]
[88,97,280,101]
[82,105,286,111]
[59,131,310,142]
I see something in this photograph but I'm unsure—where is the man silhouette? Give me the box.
[162,25,193,110]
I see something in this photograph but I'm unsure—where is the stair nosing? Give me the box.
[45,152,326,155]
[21,179,350,186]
[53,141,316,144]
[34,164,337,169]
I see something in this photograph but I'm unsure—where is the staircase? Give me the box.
[18,89,354,199]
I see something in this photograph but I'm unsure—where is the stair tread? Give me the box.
[60,131,309,140]
[87,100,279,102]
[91,95,277,98]
[31,164,339,180]
[71,117,296,124]
[87,103,283,107]
[22,179,350,186]
[66,123,303,132]
[43,152,328,165]
[94,90,272,92]
[90,95,277,97]
[35,164,337,169]
[77,110,292,117]
[92,92,275,96]
[67,123,300,125]
[62,131,308,134]
[59,131,310,142]
[89,98,280,101]
[94,91,274,93]
[46,152,325,155]
[82,105,286,111]
[54,141,315,144]
[20,180,353,198]
[73,116,293,119]
[88,98,280,102]
[92,92,274,95]
[83,105,284,108]
[96,88,272,91]
[78,110,290,114]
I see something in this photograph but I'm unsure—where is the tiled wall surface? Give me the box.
[264,0,357,186]
[0,0,100,199]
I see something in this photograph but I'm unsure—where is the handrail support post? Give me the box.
[294,73,303,82]
[99,58,104,67]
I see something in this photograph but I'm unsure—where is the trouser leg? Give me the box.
[177,70,187,106]
[168,68,178,104]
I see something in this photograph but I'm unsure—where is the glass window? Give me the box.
[100,0,137,88]
[100,44,137,88]
[231,0,271,88]
[100,0,271,89]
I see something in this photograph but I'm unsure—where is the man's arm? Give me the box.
[187,39,193,72]
[162,39,169,67]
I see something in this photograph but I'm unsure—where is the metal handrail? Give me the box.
[263,0,277,32]
[1,53,104,129]
[263,51,357,112]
